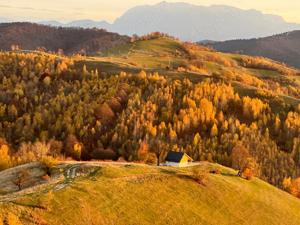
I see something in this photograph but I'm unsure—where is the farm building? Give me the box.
[165,151,193,167]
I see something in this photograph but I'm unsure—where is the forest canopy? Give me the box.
[0,51,300,190]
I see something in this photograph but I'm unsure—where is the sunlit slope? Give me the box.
[102,37,188,68]
[1,163,300,225]
[79,37,300,109]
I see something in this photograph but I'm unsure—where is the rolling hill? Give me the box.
[1,34,300,187]
[1,162,300,225]
[1,34,300,223]
[86,35,300,105]
[210,30,300,69]
[0,22,129,55]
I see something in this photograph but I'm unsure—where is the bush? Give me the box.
[145,153,157,165]
[209,169,221,174]
[284,177,300,198]
[40,156,58,176]
[192,168,209,186]
[13,169,30,191]
[41,174,51,181]
[242,168,254,180]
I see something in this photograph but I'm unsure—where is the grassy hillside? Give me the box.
[1,35,300,186]
[84,37,300,98]
[81,36,300,108]
[1,29,300,225]
[102,37,187,68]
[1,163,300,225]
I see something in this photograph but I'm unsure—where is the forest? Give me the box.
[0,22,129,55]
[0,49,300,196]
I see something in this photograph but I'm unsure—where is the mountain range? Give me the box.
[17,2,300,41]
[39,19,111,30]
[210,30,300,69]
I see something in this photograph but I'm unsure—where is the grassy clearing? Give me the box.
[100,37,187,69]
[1,163,300,225]
[247,68,281,78]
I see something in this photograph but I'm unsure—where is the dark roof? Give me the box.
[165,151,185,163]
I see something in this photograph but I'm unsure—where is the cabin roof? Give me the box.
[165,151,189,163]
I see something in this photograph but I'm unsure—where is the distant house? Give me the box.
[165,151,193,167]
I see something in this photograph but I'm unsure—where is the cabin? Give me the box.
[165,151,193,167]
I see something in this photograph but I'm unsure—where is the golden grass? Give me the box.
[1,163,300,225]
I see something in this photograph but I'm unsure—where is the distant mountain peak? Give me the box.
[1,2,299,42]
[111,2,300,41]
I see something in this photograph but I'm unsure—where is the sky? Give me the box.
[1,0,300,23]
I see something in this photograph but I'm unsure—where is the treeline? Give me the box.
[179,43,300,99]
[0,22,129,55]
[130,32,179,42]
[0,52,300,190]
[239,56,298,76]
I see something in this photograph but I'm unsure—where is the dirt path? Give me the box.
[0,161,142,203]
[0,161,200,203]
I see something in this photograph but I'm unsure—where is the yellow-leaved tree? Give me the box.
[0,138,11,171]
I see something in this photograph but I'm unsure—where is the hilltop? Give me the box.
[1,162,300,225]
[210,30,300,69]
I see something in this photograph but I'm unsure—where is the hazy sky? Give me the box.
[2,0,300,23]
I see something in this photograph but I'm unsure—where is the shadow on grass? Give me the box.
[86,167,102,179]
[10,200,47,209]
[220,172,238,177]
[159,168,195,182]
[69,185,88,194]
[159,168,177,175]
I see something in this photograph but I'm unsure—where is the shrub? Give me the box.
[283,177,292,191]
[242,168,254,180]
[209,169,221,174]
[13,169,30,191]
[145,153,157,165]
[41,174,50,181]
[285,177,300,198]
[40,156,58,176]
[192,168,209,186]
